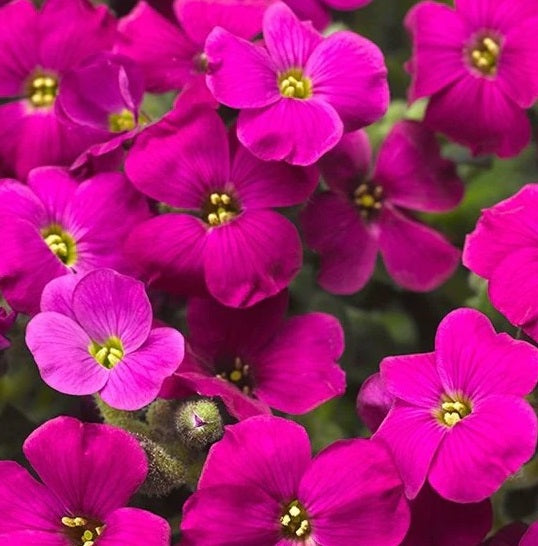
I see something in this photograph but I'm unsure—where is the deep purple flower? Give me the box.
[205,1,388,165]
[301,120,463,294]
[125,104,317,308]
[0,415,170,545]
[0,306,16,351]
[26,269,184,410]
[519,523,538,546]
[464,185,538,336]
[374,308,538,502]
[482,523,529,546]
[0,0,118,178]
[161,291,345,419]
[0,167,149,315]
[406,0,538,157]
[401,483,492,546]
[181,416,410,545]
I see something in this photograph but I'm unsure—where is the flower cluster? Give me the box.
[1,0,538,544]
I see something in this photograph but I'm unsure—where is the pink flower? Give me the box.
[301,120,463,294]
[0,167,149,315]
[0,416,170,545]
[285,0,372,31]
[125,105,317,308]
[401,483,492,546]
[161,291,346,419]
[464,185,538,336]
[181,416,410,545]
[0,307,16,351]
[26,269,184,410]
[205,1,388,165]
[0,0,118,178]
[406,0,538,157]
[374,308,538,502]
[356,372,394,433]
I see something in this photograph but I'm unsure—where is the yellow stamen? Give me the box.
[468,35,501,76]
[354,183,383,219]
[205,192,239,226]
[280,500,311,539]
[89,336,124,369]
[278,69,312,99]
[41,224,77,266]
[436,394,472,427]
[108,108,136,132]
[27,72,59,108]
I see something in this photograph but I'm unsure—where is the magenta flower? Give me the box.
[161,291,345,419]
[0,167,149,315]
[26,269,184,410]
[125,105,317,308]
[0,307,16,351]
[406,0,538,157]
[482,523,528,546]
[356,372,394,434]
[0,0,118,178]
[0,415,170,545]
[286,0,372,30]
[205,1,388,165]
[181,416,410,545]
[374,308,538,502]
[464,185,538,336]
[301,120,463,294]
[401,483,491,546]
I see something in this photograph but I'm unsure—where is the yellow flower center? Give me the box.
[468,35,501,76]
[89,336,124,369]
[436,394,472,427]
[278,69,312,99]
[354,183,383,219]
[61,515,105,546]
[204,192,239,226]
[41,224,77,266]
[280,500,311,540]
[216,356,252,395]
[27,72,59,108]
[108,109,137,132]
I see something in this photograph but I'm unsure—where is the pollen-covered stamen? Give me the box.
[436,394,472,427]
[204,192,239,226]
[27,72,59,108]
[280,500,311,540]
[468,35,501,76]
[108,109,136,132]
[278,69,312,99]
[216,356,253,395]
[89,336,124,369]
[354,183,383,219]
[41,224,77,266]
[61,515,105,546]
[194,52,209,73]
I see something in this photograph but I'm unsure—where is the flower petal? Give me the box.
[356,372,394,434]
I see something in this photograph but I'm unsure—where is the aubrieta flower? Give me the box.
[356,372,394,433]
[0,306,16,351]
[301,120,463,294]
[401,483,492,546]
[374,308,538,503]
[26,269,184,410]
[161,291,345,419]
[0,415,170,545]
[125,105,317,308]
[285,0,372,30]
[464,185,538,335]
[205,1,389,165]
[0,0,118,178]
[181,416,410,545]
[406,0,538,157]
[0,167,149,315]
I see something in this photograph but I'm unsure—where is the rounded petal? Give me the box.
[39,274,79,319]
[374,401,446,499]
[306,30,389,131]
[25,311,108,395]
[435,308,538,399]
[99,327,184,411]
[300,192,378,294]
[23,416,148,518]
[285,0,330,31]
[254,313,346,414]
[198,415,312,503]
[204,210,302,308]
[429,395,537,503]
[237,97,343,165]
[300,439,410,546]
[373,121,464,213]
[378,207,460,292]
[356,372,394,434]
[205,27,279,109]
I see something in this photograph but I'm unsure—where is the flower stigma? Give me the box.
[204,192,239,226]
[436,393,472,427]
[61,515,105,546]
[108,109,136,132]
[41,224,77,266]
[280,500,311,540]
[27,72,59,108]
[216,356,252,395]
[467,35,501,76]
[89,336,124,369]
[354,183,383,219]
[278,69,312,99]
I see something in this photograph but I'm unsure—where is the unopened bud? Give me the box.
[175,398,223,450]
